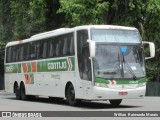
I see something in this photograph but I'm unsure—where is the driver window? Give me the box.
[77,30,91,81]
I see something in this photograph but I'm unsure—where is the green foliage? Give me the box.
[58,0,109,26]
[144,0,160,81]
[10,0,47,40]
[106,0,147,26]
[0,0,62,73]
[0,0,14,43]
[45,0,64,30]
[28,0,46,24]
[0,0,160,82]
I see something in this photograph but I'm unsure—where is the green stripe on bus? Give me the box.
[18,64,21,73]
[5,64,19,73]
[94,77,147,84]
[5,57,75,73]
[27,63,31,72]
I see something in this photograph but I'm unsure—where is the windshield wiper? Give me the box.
[122,53,137,80]
[109,50,121,80]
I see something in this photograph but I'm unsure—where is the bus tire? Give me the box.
[14,84,21,100]
[20,83,27,100]
[109,99,122,107]
[66,84,78,106]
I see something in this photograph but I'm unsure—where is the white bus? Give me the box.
[4,25,155,106]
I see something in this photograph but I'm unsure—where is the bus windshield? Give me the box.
[91,28,145,80]
[91,29,140,43]
[93,44,145,80]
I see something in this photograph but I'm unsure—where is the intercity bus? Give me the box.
[4,25,155,106]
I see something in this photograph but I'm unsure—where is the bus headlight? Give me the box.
[137,82,146,87]
[94,82,108,88]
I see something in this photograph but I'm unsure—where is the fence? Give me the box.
[146,82,160,96]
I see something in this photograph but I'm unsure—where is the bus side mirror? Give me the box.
[87,40,95,58]
[142,41,155,60]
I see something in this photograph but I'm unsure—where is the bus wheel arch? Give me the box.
[13,81,21,100]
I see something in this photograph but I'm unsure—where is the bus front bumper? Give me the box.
[91,86,146,100]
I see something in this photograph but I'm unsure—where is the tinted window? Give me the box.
[69,37,74,55]
[56,40,60,56]
[48,38,56,57]
[22,44,29,61]
[63,37,69,55]
[6,32,75,63]
[36,42,43,59]
[29,42,36,60]
[42,41,48,58]
[77,30,91,81]
[11,46,17,62]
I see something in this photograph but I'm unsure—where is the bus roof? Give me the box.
[6,25,138,47]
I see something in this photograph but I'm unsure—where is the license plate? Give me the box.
[119,92,128,96]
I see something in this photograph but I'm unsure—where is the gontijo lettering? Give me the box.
[48,61,67,70]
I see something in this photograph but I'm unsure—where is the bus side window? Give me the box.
[42,41,48,58]
[63,38,68,56]
[29,42,36,60]
[56,40,60,57]
[60,39,64,56]
[49,39,56,57]
[23,44,29,61]
[16,46,21,62]
[48,41,53,57]
[19,45,24,61]
[11,46,16,62]
[37,42,43,59]
[63,33,74,56]
[6,47,11,63]
[69,37,74,55]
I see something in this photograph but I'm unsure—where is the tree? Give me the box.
[10,0,47,40]
[58,0,109,26]
[144,0,160,81]
[0,0,66,74]
[0,0,14,74]
[45,0,64,30]
[0,0,160,82]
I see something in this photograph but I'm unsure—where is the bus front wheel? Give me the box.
[66,84,79,106]
[109,99,122,107]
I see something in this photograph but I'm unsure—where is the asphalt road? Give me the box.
[0,91,160,120]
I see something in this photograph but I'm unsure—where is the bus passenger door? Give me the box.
[77,30,92,100]
[81,46,92,99]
